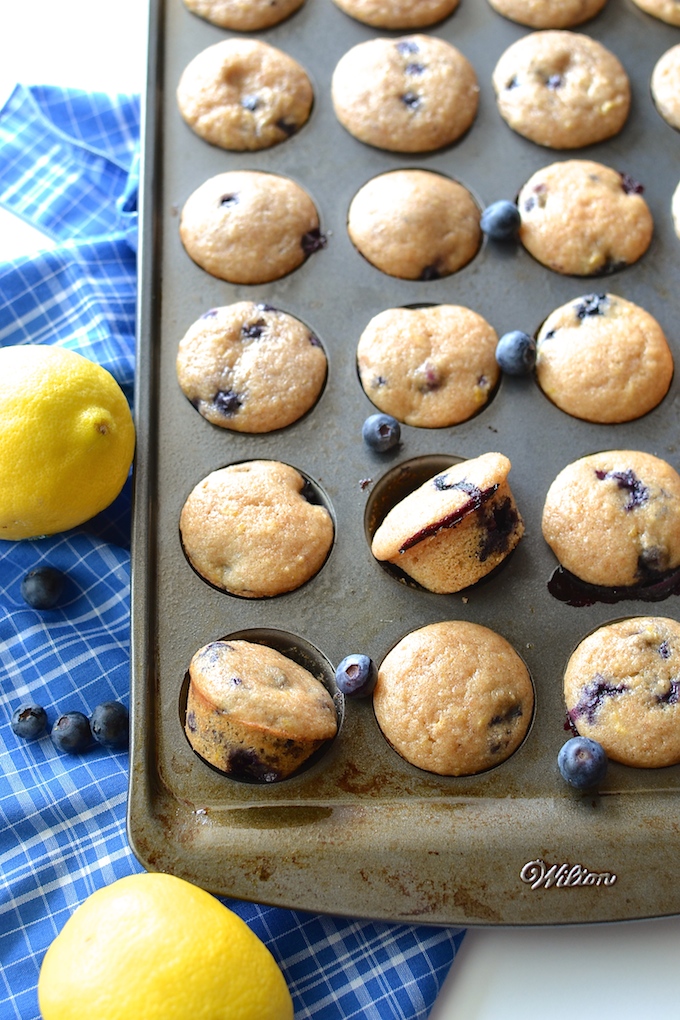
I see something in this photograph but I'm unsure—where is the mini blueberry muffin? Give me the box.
[518,160,653,276]
[176,302,327,433]
[535,293,673,423]
[180,460,334,597]
[564,617,680,768]
[179,171,323,285]
[357,304,499,427]
[177,39,313,152]
[185,639,338,781]
[371,452,524,593]
[542,450,680,587]
[182,0,306,30]
[629,0,680,25]
[373,621,534,776]
[486,0,608,27]
[348,169,480,280]
[492,32,630,149]
[331,0,460,28]
[331,35,478,153]
[651,45,680,131]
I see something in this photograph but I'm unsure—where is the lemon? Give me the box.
[0,345,135,540]
[38,872,294,1020]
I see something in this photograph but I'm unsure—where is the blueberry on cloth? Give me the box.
[362,413,401,452]
[89,701,129,749]
[495,330,536,375]
[11,704,48,739]
[51,711,93,754]
[480,200,521,241]
[20,566,65,609]
[335,654,378,698]
[558,736,608,790]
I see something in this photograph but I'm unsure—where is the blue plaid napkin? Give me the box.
[0,85,464,1019]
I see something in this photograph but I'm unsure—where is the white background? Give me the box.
[1,2,679,1017]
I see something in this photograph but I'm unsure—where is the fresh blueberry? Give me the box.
[558,736,608,790]
[89,701,129,750]
[51,711,93,754]
[335,654,378,698]
[495,330,537,375]
[11,704,48,739]
[362,413,401,453]
[20,567,65,609]
[480,200,521,241]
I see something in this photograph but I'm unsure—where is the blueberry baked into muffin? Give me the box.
[357,304,499,428]
[373,620,533,775]
[185,638,338,780]
[176,302,327,433]
[564,616,680,768]
[371,452,524,593]
[332,35,478,153]
[177,39,313,152]
[542,450,680,588]
[518,160,653,276]
[535,293,673,423]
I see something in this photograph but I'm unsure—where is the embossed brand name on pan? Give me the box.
[520,860,617,890]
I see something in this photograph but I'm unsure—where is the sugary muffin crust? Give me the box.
[564,617,680,768]
[542,450,680,587]
[373,620,534,775]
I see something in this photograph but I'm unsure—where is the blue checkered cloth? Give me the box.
[0,85,464,1019]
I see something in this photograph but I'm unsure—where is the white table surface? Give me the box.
[2,3,680,1017]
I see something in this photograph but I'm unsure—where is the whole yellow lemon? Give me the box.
[0,344,135,540]
[38,872,294,1020]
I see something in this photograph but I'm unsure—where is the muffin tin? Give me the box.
[129,0,680,924]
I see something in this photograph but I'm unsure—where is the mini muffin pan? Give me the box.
[130,0,680,924]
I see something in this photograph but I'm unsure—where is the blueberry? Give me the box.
[11,704,48,739]
[335,654,378,698]
[480,200,521,241]
[20,567,65,609]
[495,330,537,375]
[362,413,401,452]
[51,712,93,754]
[558,736,608,790]
[89,701,129,750]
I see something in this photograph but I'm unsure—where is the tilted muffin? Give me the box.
[542,450,680,587]
[564,617,680,768]
[176,302,327,433]
[373,621,534,776]
[185,639,338,781]
[177,39,313,152]
[371,452,524,593]
[332,35,478,153]
[182,0,306,30]
[518,160,653,276]
[180,460,334,597]
[179,171,323,285]
[535,293,673,423]
[331,0,460,28]
[357,304,499,427]
[492,32,630,149]
[348,169,480,280]
[651,44,680,131]
[486,0,608,28]
[629,0,680,26]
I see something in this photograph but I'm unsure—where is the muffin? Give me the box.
[185,639,338,780]
[180,460,334,597]
[176,302,327,433]
[564,617,680,768]
[331,0,460,28]
[542,450,680,587]
[486,0,608,28]
[373,620,534,775]
[182,0,306,30]
[651,44,680,131]
[371,452,524,593]
[357,304,499,427]
[535,293,673,423]
[629,0,680,26]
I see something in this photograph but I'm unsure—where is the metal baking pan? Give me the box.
[129,0,680,924]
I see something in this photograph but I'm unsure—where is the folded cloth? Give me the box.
[0,85,464,1020]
